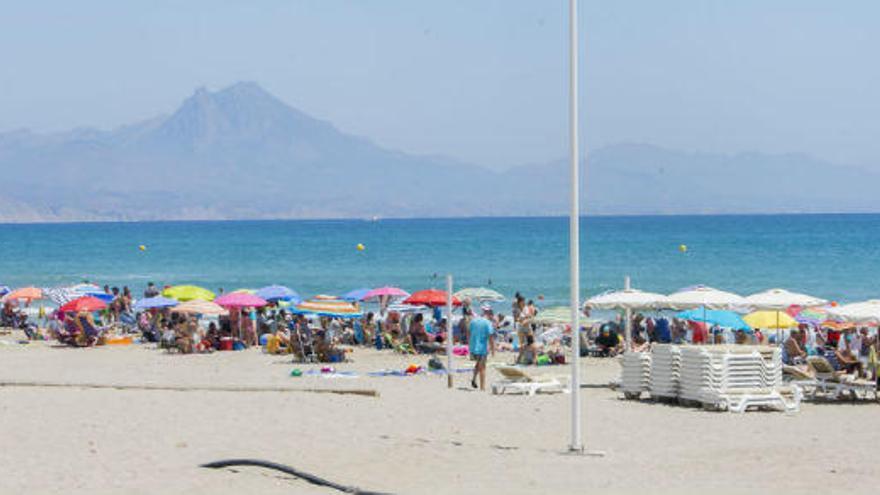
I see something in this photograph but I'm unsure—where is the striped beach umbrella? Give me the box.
[171,299,229,316]
[454,287,505,302]
[292,299,362,318]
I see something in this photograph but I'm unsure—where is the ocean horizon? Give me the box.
[1,213,877,306]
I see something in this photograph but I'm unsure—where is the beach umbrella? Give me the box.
[532,307,601,327]
[292,299,362,318]
[821,320,856,331]
[676,308,750,330]
[4,287,44,301]
[584,279,670,350]
[214,292,268,308]
[533,306,574,325]
[231,288,256,294]
[162,285,216,302]
[744,288,827,310]
[404,289,461,307]
[62,283,114,302]
[59,296,107,313]
[363,286,410,301]
[88,292,115,303]
[743,310,798,329]
[44,287,79,305]
[256,285,301,303]
[667,286,748,344]
[385,303,425,314]
[453,287,505,302]
[828,300,880,324]
[791,306,833,325]
[313,294,341,301]
[68,283,102,295]
[584,288,668,310]
[133,296,179,311]
[341,288,372,302]
[0,286,9,297]
[171,299,229,316]
[666,285,747,310]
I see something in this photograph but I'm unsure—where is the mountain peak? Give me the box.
[147,82,319,151]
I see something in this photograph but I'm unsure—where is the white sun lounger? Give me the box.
[491,365,566,396]
[807,356,879,401]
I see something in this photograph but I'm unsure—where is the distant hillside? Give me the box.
[0,82,877,222]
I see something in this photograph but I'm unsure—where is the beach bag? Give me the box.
[537,355,551,366]
[428,356,444,370]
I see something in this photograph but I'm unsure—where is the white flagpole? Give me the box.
[446,274,454,388]
[568,0,583,453]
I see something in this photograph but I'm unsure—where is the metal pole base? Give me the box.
[563,446,606,457]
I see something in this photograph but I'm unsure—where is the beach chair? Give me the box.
[491,365,566,396]
[723,386,803,414]
[807,356,878,400]
[291,327,317,363]
[382,332,413,354]
[56,318,82,346]
[783,365,820,399]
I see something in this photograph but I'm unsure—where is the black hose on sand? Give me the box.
[201,458,392,495]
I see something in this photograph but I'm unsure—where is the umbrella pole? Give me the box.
[623,276,632,351]
[446,275,454,389]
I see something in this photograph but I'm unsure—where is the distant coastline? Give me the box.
[2,210,880,227]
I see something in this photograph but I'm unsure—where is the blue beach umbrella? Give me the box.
[134,296,179,311]
[341,288,371,302]
[675,307,751,330]
[88,292,115,303]
[256,285,301,303]
[0,286,9,296]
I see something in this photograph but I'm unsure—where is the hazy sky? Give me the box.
[1,1,878,169]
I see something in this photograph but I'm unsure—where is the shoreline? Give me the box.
[2,211,880,227]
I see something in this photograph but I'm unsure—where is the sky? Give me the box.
[1,0,878,170]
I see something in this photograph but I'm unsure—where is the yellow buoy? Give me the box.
[138,245,147,251]
[356,243,365,251]
[678,244,688,253]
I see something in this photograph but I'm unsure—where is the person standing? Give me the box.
[469,306,496,390]
[144,282,159,299]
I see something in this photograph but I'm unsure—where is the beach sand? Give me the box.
[1,333,878,494]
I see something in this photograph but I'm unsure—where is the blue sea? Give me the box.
[0,215,877,305]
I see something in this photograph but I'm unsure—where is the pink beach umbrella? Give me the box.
[363,286,410,313]
[214,293,268,308]
[214,293,268,342]
[363,287,410,301]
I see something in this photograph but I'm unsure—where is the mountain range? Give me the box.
[0,82,877,222]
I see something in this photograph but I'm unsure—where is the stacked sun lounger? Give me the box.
[649,344,681,399]
[678,345,799,413]
[620,352,651,399]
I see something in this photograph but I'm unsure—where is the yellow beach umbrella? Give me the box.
[162,285,216,302]
[743,310,797,329]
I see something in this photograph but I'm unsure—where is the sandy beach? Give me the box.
[0,332,877,495]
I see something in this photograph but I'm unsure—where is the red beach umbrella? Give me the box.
[403,289,462,307]
[59,296,107,313]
